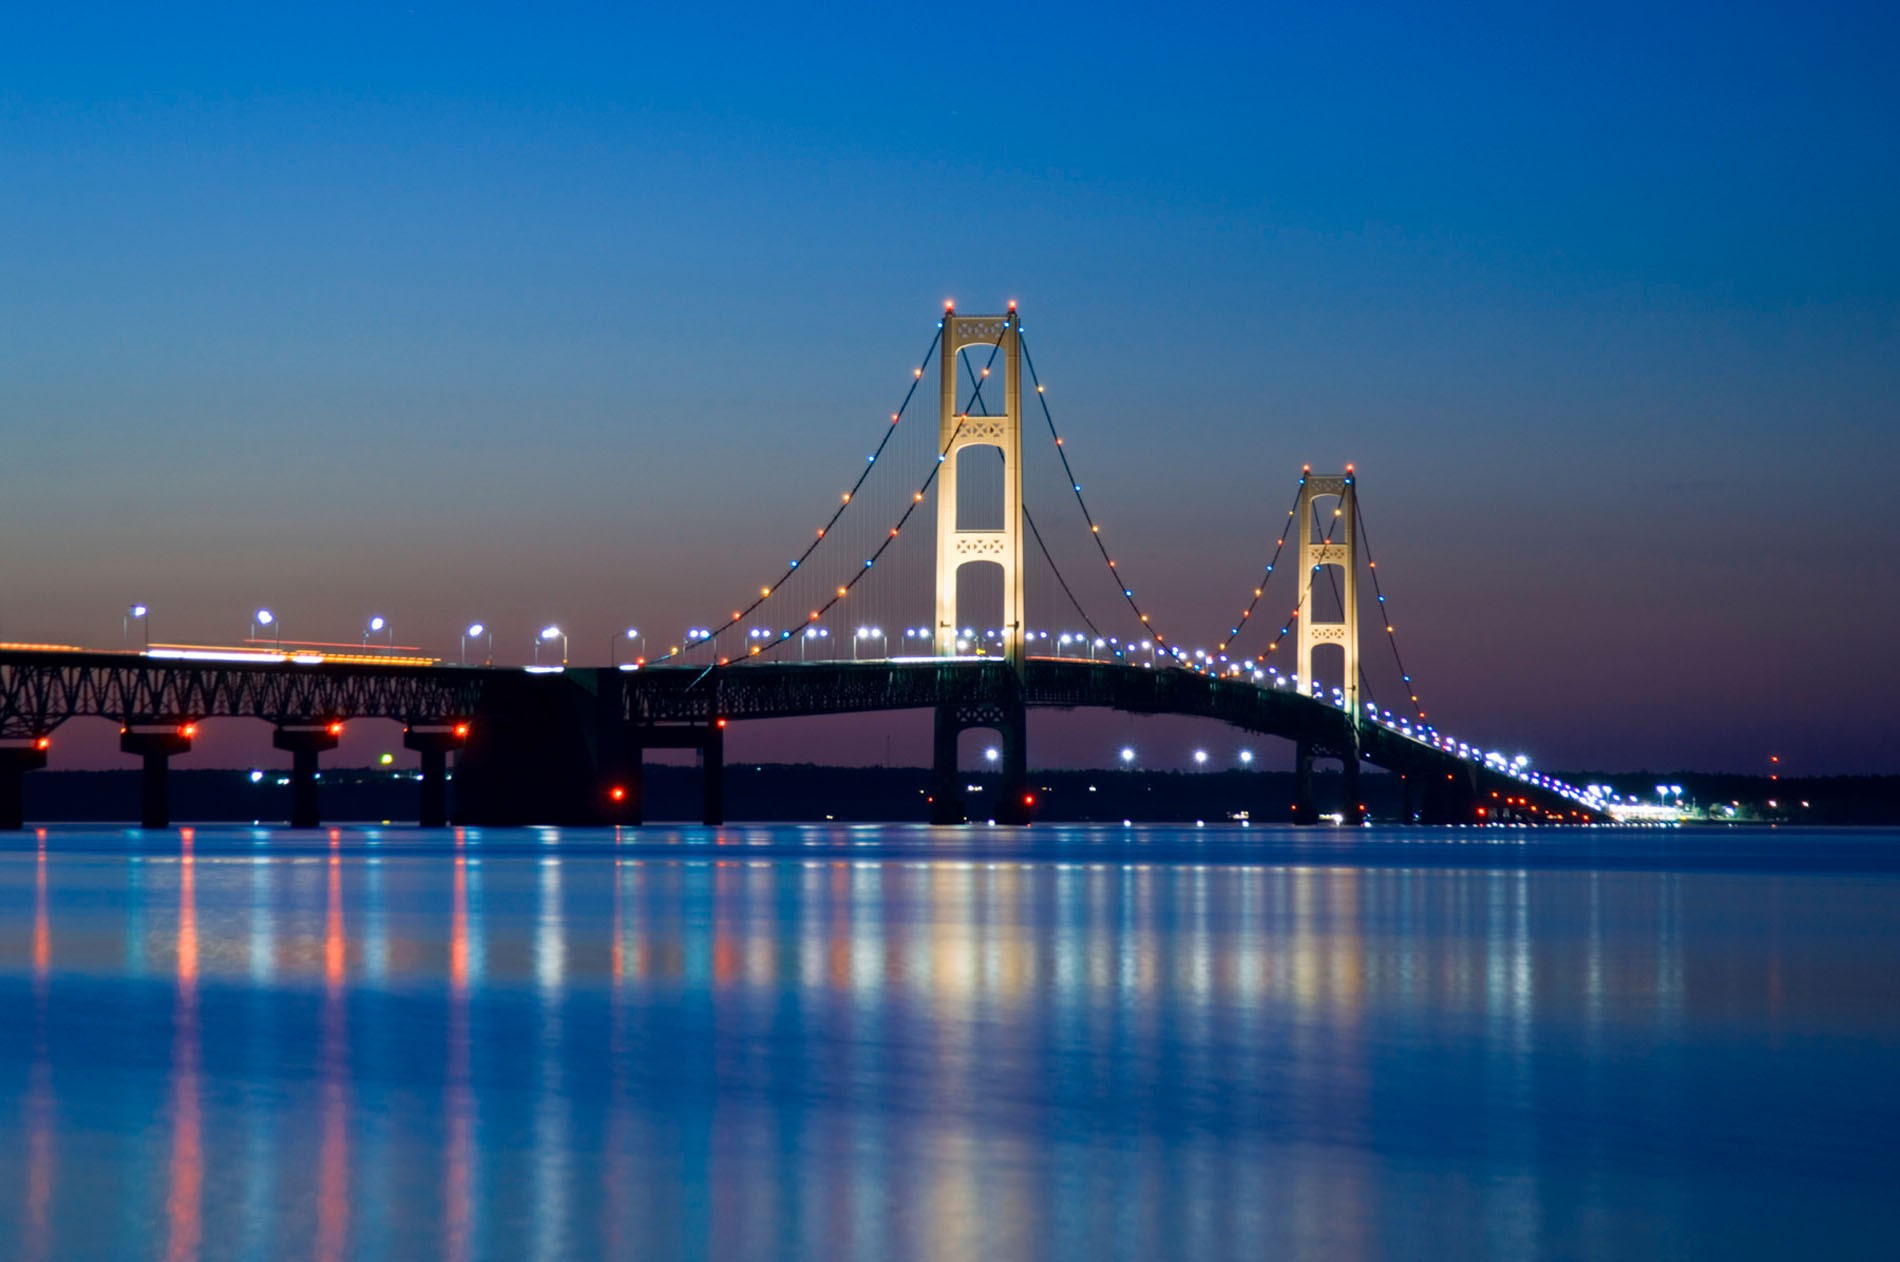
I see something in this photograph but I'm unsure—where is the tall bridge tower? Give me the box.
[934,305,1025,670]
[1293,466,1363,821]
[929,305,1029,824]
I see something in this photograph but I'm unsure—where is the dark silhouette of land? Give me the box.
[17,766,1895,825]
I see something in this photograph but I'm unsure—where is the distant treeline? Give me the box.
[17,765,1899,825]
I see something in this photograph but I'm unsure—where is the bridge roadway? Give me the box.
[0,648,1599,828]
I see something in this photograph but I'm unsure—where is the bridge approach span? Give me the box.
[0,649,1592,827]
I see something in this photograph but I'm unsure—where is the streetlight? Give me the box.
[125,603,149,649]
[800,626,829,661]
[1238,749,1255,766]
[251,608,278,647]
[461,622,491,666]
[1193,749,1209,769]
[853,626,886,660]
[613,627,643,667]
[985,747,1000,765]
[364,615,391,648]
[1120,746,1136,768]
[537,624,567,665]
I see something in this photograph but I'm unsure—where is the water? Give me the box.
[2,824,1898,1260]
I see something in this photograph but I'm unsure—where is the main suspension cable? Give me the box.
[643,325,942,665]
[1215,479,1305,655]
[1019,333,1184,666]
[1355,496,1428,721]
[727,330,1016,665]
[955,354,1109,646]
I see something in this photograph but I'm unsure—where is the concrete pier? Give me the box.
[0,740,49,830]
[273,723,342,828]
[120,725,194,829]
[402,724,467,827]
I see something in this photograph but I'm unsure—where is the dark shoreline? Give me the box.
[16,765,1897,826]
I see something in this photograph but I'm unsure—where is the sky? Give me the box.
[2,1,1897,774]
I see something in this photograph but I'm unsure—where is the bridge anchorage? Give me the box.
[0,302,1613,828]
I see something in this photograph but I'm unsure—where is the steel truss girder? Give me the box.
[0,651,485,739]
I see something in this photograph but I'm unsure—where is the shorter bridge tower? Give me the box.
[1293,466,1363,821]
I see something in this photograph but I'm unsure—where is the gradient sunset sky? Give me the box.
[3,2,1896,773]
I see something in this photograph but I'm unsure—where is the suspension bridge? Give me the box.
[0,304,1612,830]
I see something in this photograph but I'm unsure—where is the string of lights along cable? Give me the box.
[1215,481,1303,655]
[639,324,944,666]
[657,313,1017,667]
[953,346,1109,648]
[1019,333,1190,669]
[1356,495,1429,722]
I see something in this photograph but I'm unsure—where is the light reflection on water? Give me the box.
[0,824,1898,1259]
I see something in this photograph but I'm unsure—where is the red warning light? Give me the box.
[453,723,470,739]
[1023,793,1035,807]
[609,786,627,802]
[327,721,344,737]
[34,737,50,751]
[179,723,197,738]
[715,718,728,729]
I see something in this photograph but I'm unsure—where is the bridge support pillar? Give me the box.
[930,700,1029,826]
[1292,741,1317,825]
[700,721,725,827]
[273,725,341,828]
[616,721,724,826]
[1342,750,1365,825]
[403,725,468,828]
[603,732,645,826]
[930,707,965,824]
[0,742,49,831]
[121,727,194,829]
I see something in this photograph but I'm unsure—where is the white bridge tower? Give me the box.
[934,305,1025,671]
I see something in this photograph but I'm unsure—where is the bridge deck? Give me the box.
[0,649,1603,821]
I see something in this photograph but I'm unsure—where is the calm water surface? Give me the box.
[2,824,1897,1260]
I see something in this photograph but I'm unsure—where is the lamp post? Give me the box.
[537,624,567,665]
[801,626,828,661]
[1193,749,1209,770]
[853,626,886,661]
[251,608,278,648]
[1239,749,1255,767]
[461,622,490,666]
[364,615,391,648]
[613,627,642,667]
[1120,746,1136,769]
[125,603,149,649]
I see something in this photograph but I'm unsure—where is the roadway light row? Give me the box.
[120,604,1170,667]
[970,746,1264,769]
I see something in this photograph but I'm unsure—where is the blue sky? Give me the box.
[2,2,1896,771]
